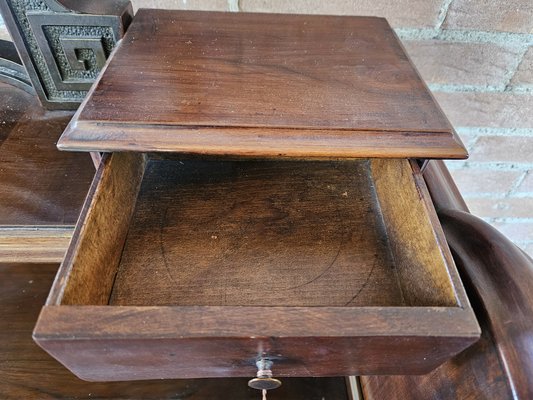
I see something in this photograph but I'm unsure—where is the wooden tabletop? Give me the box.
[0,82,93,226]
[59,9,466,159]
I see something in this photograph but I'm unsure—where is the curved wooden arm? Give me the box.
[361,160,533,399]
[423,159,469,213]
[438,208,533,399]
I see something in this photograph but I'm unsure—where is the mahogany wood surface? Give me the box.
[438,210,533,399]
[0,262,348,399]
[0,227,72,263]
[110,158,404,307]
[423,160,469,212]
[360,160,533,399]
[34,154,478,381]
[0,82,93,226]
[54,152,146,306]
[370,159,457,307]
[58,10,466,159]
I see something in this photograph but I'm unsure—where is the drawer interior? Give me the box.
[111,158,402,307]
[53,154,457,309]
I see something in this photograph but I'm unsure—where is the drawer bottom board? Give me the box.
[110,158,404,308]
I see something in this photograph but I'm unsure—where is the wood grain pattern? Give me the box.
[35,305,478,381]
[34,154,479,380]
[0,227,72,263]
[361,325,513,399]
[361,161,533,399]
[48,152,146,306]
[0,263,348,399]
[58,10,466,159]
[437,210,533,399]
[361,211,533,399]
[0,82,93,226]
[371,159,457,307]
[110,159,403,307]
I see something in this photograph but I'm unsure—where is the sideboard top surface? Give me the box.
[58,9,466,158]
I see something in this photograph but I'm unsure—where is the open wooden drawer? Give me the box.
[33,152,479,381]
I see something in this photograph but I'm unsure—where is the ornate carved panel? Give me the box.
[0,0,132,109]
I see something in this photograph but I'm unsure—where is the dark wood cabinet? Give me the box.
[6,6,530,400]
[34,153,478,380]
[33,10,478,383]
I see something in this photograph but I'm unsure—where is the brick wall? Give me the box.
[1,1,532,255]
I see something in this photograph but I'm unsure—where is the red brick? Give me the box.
[466,196,533,219]
[469,136,533,163]
[511,47,533,87]
[449,169,522,195]
[131,0,228,12]
[240,0,445,28]
[492,221,533,242]
[433,92,533,129]
[403,40,521,87]
[517,172,533,193]
[443,0,533,34]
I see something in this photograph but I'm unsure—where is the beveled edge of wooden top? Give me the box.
[55,10,468,160]
[58,120,468,159]
[34,305,480,340]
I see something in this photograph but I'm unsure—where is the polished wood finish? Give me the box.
[0,79,93,263]
[34,154,478,381]
[0,262,348,399]
[371,159,456,306]
[0,82,94,226]
[110,158,404,307]
[437,210,533,399]
[423,160,469,212]
[58,10,466,159]
[51,152,146,306]
[0,227,72,263]
[360,160,533,399]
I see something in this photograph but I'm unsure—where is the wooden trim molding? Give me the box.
[0,226,73,263]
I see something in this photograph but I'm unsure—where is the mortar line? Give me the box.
[504,45,531,91]
[512,240,533,245]
[396,28,533,46]
[462,191,533,199]
[487,217,533,223]
[446,162,533,172]
[507,171,529,197]
[458,128,480,156]
[429,83,515,92]
[456,127,533,137]
[228,0,239,12]
[512,85,533,93]
[435,0,454,32]
[463,192,529,198]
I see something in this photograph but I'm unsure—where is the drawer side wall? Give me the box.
[370,159,457,306]
[47,152,146,305]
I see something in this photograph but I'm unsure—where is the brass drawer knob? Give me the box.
[248,359,282,396]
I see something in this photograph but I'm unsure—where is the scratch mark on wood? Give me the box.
[344,258,377,306]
